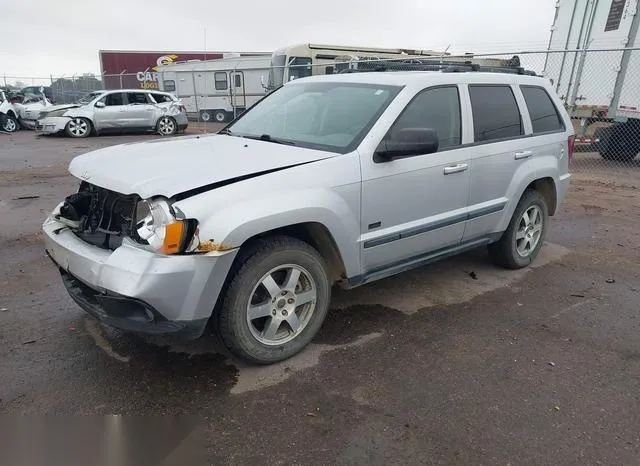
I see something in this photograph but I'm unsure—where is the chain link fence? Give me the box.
[4,48,640,176]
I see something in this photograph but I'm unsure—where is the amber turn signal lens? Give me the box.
[162,221,186,255]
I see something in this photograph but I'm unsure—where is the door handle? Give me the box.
[515,150,534,160]
[443,163,469,175]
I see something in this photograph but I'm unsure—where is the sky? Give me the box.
[2,0,558,82]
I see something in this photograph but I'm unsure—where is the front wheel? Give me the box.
[156,116,177,136]
[65,117,91,138]
[488,190,549,269]
[2,114,19,132]
[217,236,331,364]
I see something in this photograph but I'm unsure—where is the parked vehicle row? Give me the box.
[2,88,188,138]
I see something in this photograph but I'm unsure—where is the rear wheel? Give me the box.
[217,236,331,364]
[199,110,212,122]
[488,190,549,269]
[213,110,227,123]
[156,116,177,136]
[2,114,19,132]
[65,117,91,138]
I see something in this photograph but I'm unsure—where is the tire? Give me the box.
[595,125,640,162]
[2,114,19,132]
[156,116,177,136]
[217,236,331,364]
[199,110,212,122]
[65,117,91,138]
[488,190,549,270]
[213,110,227,123]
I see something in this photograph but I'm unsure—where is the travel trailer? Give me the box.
[158,55,271,122]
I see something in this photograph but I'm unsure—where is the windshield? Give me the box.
[77,91,103,105]
[268,54,287,90]
[226,81,402,153]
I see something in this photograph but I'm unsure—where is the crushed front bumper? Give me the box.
[35,117,68,134]
[43,215,238,339]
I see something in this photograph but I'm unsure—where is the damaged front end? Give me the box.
[55,182,139,250]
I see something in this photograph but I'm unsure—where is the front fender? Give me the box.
[181,186,362,278]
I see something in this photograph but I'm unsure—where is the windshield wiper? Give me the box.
[218,129,233,135]
[242,134,296,146]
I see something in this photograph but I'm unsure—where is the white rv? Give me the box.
[158,55,271,123]
[265,43,447,90]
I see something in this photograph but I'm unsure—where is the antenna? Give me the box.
[203,26,207,134]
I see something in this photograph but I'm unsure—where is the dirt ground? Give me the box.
[0,130,639,465]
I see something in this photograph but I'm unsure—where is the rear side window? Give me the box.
[469,85,523,142]
[151,93,174,103]
[127,92,149,104]
[520,86,565,133]
[388,86,462,150]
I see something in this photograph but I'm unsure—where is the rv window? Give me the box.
[235,74,242,88]
[289,57,312,81]
[215,72,228,90]
[163,80,176,92]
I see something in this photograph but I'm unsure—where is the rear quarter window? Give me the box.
[520,86,565,134]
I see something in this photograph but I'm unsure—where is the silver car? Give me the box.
[43,65,573,364]
[36,89,188,138]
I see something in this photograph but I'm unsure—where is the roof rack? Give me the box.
[337,56,539,76]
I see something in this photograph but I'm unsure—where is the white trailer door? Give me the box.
[230,71,246,108]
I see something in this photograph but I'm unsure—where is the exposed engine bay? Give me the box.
[56,182,140,250]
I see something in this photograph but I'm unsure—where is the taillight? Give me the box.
[567,135,575,163]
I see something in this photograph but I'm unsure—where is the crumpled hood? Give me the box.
[69,134,334,199]
[42,104,80,114]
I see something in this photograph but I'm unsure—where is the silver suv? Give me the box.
[43,65,573,364]
[36,89,188,138]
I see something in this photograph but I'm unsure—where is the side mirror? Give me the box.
[95,101,106,108]
[374,128,439,163]
[325,66,334,75]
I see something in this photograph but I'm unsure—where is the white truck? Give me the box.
[544,0,640,161]
[157,55,271,123]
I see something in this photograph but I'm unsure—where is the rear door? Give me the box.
[125,91,156,128]
[93,92,127,130]
[462,84,530,241]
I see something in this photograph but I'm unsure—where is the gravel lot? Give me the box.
[1,130,639,465]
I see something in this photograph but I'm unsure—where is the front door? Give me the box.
[360,85,472,273]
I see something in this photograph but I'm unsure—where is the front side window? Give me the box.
[469,85,523,142]
[104,92,126,106]
[215,72,228,91]
[226,82,402,153]
[387,86,462,151]
[520,86,565,134]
